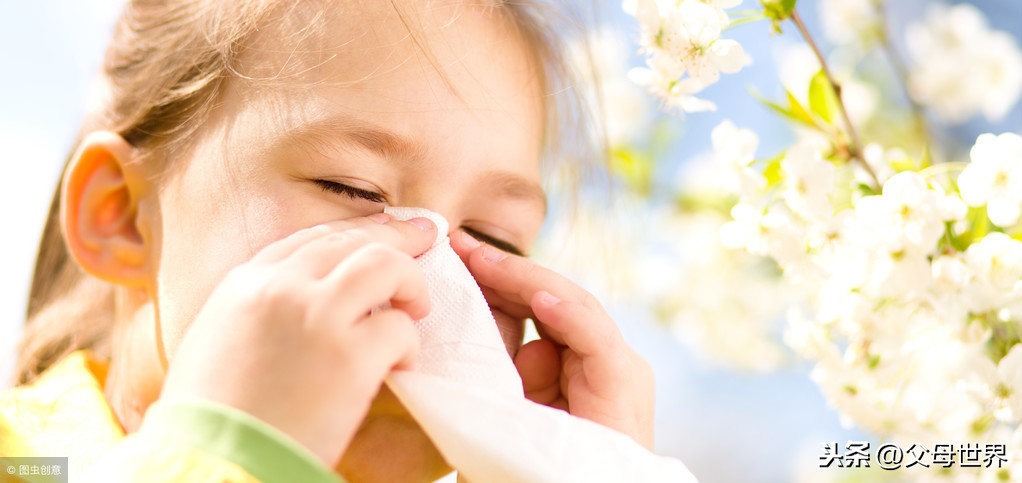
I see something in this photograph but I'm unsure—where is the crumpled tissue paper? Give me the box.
[382,207,697,483]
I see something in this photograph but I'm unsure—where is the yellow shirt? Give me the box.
[0,351,342,482]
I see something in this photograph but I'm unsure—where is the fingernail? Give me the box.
[368,213,391,224]
[481,245,507,263]
[461,231,481,250]
[408,217,435,231]
[538,291,560,306]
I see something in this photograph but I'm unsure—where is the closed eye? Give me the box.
[312,180,523,255]
[313,179,386,204]
[461,226,525,257]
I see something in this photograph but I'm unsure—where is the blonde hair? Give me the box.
[15,0,602,385]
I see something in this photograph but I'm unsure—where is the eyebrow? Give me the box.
[279,115,547,213]
[281,115,429,164]
[481,170,548,215]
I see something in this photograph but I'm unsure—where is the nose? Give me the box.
[382,206,451,241]
[387,199,463,239]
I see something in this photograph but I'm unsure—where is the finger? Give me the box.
[471,269,590,348]
[453,233,547,324]
[514,339,561,404]
[318,243,431,322]
[269,216,438,282]
[480,286,536,320]
[347,309,420,383]
[449,229,482,267]
[466,245,599,312]
[256,214,436,268]
[465,244,621,354]
[536,293,630,399]
[531,290,622,359]
[250,215,388,265]
[560,348,577,402]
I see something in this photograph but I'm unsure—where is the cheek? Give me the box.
[152,170,294,361]
[492,309,525,359]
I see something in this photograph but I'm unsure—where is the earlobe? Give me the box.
[62,131,151,287]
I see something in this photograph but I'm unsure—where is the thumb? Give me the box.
[514,339,561,405]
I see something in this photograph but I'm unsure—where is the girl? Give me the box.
[3,0,657,481]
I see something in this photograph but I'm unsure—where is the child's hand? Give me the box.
[450,231,656,450]
[159,213,436,466]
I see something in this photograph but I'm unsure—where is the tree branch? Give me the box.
[790,9,881,189]
[877,1,935,165]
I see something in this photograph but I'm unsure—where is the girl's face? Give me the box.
[145,2,544,479]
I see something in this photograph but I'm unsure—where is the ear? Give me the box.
[62,131,152,287]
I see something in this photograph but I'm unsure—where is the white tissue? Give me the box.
[382,207,698,483]
[382,207,522,400]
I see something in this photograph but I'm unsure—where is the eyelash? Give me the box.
[314,179,386,203]
[461,226,524,257]
[314,179,524,256]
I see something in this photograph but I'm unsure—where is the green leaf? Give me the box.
[610,146,653,196]
[808,70,840,124]
[973,207,991,240]
[945,221,968,252]
[786,90,816,127]
[920,143,934,169]
[762,151,786,188]
[856,182,879,197]
[888,155,917,172]
[761,0,797,23]
[749,87,819,129]
[673,192,737,216]
[971,413,995,436]
[956,206,993,247]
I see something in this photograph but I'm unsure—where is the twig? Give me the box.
[876,1,935,165]
[918,162,968,179]
[725,15,768,30]
[790,9,881,189]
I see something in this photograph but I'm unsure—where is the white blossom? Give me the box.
[959,132,1022,228]
[932,254,971,293]
[711,120,764,197]
[628,66,717,113]
[978,426,1022,482]
[624,0,748,113]
[929,254,976,328]
[852,172,953,254]
[784,307,834,360]
[630,209,794,371]
[780,141,835,220]
[964,233,1022,316]
[962,345,1022,423]
[819,0,881,45]
[860,143,901,185]
[906,4,1022,123]
[870,240,934,297]
[720,203,804,266]
[620,0,1022,468]
[709,133,1022,471]
[894,324,988,441]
